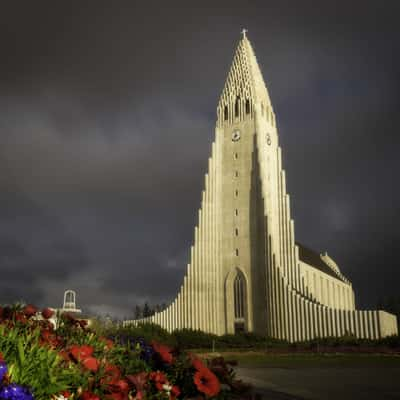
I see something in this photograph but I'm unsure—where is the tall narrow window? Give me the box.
[234,153,238,159]
[235,209,238,216]
[234,97,240,117]
[245,99,250,114]
[224,106,228,120]
[235,228,239,236]
[235,171,239,177]
[235,189,238,197]
[234,273,245,319]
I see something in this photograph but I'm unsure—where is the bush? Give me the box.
[103,322,177,347]
[173,329,217,349]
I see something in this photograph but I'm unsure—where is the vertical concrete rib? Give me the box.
[289,220,296,288]
[199,191,205,331]
[193,225,199,330]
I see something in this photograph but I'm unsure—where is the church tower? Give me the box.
[126,32,398,340]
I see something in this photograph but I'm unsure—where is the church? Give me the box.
[125,32,398,341]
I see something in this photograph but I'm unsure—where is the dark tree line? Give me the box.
[134,302,167,319]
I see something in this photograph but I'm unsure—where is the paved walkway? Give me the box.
[236,366,400,400]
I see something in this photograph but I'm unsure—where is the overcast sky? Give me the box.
[0,1,399,318]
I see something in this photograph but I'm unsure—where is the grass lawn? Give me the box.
[197,350,400,369]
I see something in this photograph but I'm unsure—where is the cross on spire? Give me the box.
[241,28,247,38]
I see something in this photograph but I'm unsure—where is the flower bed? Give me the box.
[0,304,251,400]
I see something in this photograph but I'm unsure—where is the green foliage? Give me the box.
[99,321,399,352]
[173,329,287,350]
[174,329,217,349]
[0,325,84,400]
[103,322,177,347]
[217,333,270,349]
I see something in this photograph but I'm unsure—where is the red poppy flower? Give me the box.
[82,357,100,372]
[70,344,94,361]
[60,391,71,398]
[41,308,54,319]
[151,341,173,364]
[193,367,220,397]
[81,391,100,400]
[23,304,37,317]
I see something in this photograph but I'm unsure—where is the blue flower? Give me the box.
[0,362,7,382]
[0,383,34,400]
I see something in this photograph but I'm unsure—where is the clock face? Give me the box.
[232,130,241,141]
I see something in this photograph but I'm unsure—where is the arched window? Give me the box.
[245,99,250,114]
[234,273,245,319]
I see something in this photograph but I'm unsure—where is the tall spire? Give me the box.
[217,31,272,124]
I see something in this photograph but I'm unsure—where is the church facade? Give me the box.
[125,34,398,341]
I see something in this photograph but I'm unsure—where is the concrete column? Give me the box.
[270,261,277,338]
[318,305,324,338]
[193,226,199,330]
[358,312,364,339]
[281,173,289,279]
[285,196,292,284]
[372,311,379,339]
[208,150,213,333]
[293,294,299,342]
[287,287,294,342]
[199,192,205,331]
[277,150,284,272]
[289,220,296,288]
[298,298,304,341]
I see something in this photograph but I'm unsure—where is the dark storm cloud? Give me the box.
[0,191,88,305]
[0,0,399,317]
